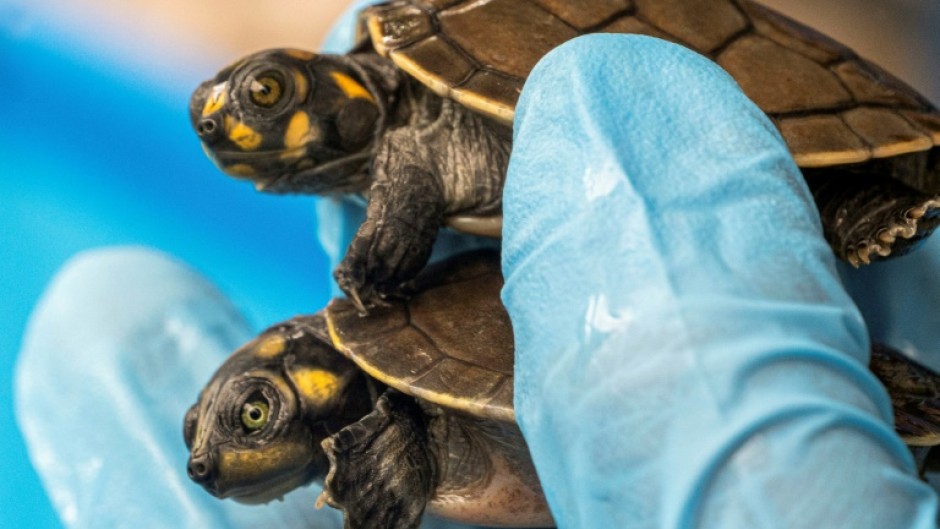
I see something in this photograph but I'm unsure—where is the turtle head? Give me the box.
[190,48,381,194]
[184,316,372,504]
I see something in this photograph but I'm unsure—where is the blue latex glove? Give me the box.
[501,35,939,528]
[16,248,342,529]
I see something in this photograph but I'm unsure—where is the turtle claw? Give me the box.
[378,287,411,303]
[347,287,370,316]
[334,258,373,315]
[334,257,406,315]
[341,284,404,316]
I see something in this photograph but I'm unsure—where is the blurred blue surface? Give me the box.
[1,25,332,529]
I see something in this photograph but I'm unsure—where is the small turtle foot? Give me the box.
[318,390,435,529]
[810,173,940,266]
[333,221,437,313]
[334,166,444,313]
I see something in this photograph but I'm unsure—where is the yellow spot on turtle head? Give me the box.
[226,116,263,151]
[283,111,318,150]
[220,448,267,469]
[285,49,317,61]
[290,368,340,407]
[218,442,304,475]
[330,72,375,104]
[202,83,227,117]
[224,163,256,178]
[254,334,286,358]
[293,70,309,101]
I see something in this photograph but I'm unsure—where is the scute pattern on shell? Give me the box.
[365,0,940,168]
[326,251,515,422]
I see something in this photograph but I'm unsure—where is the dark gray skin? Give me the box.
[185,315,550,529]
[190,49,510,311]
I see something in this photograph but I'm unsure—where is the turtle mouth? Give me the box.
[201,143,306,183]
[208,146,307,162]
[202,142,372,193]
[294,151,370,176]
[254,151,372,192]
[208,471,312,504]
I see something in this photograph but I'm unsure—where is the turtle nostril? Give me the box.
[187,454,215,483]
[196,118,220,140]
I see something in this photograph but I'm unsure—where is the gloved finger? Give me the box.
[15,247,343,529]
[502,34,936,528]
[840,236,940,372]
[319,0,382,54]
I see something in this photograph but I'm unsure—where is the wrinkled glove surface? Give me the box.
[501,34,938,528]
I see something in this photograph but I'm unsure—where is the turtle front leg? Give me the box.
[317,390,436,529]
[808,172,940,266]
[334,162,445,311]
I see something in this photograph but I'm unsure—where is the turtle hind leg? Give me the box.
[806,170,940,266]
[317,390,435,529]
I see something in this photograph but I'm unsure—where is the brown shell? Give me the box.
[325,250,940,444]
[363,0,940,168]
[326,251,514,421]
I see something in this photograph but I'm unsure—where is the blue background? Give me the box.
[1,27,334,529]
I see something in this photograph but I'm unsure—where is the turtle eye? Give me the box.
[249,74,283,107]
[240,397,271,432]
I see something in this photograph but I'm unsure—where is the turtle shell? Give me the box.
[327,250,940,444]
[363,0,940,168]
[325,250,514,421]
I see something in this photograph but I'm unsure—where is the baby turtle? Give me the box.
[184,251,550,529]
[190,0,940,309]
[186,250,940,528]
